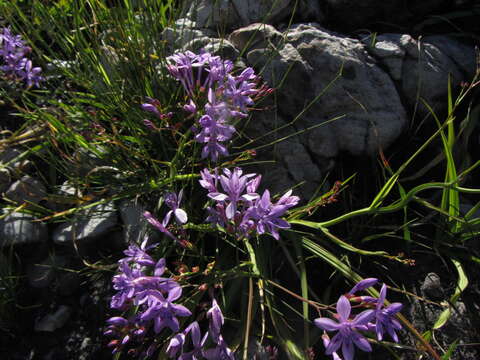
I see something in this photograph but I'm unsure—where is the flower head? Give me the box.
[314,296,374,360]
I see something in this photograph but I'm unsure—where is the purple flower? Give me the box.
[0,27,42,87]
[199,168,219,193]
[207,298,224,343]
[247,189,299,240]
[314,296,375,360]
[203,335,235,360]
[321,334,343,360]
[167,333,186,358]
[179,322,209,360]
[347,278,378,295]
[17,59,42,87]
[208,167,259,220]
[111,261,144,309]
[120,237,156,267]
[163,190,188,227]
[139,285,192,333]
[372,284,403,342]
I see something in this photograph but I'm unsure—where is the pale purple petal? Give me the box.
[336,296,351,321]
[314,318,341,331]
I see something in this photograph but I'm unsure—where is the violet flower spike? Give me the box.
[372,284,403,342]
[314,295,375,360]
[163,190,188,227]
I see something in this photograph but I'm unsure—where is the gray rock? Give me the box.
[229,23,283,53]
[162,18,216,50]
[119,199,158,244]
[244,24,407,196]
[27,255,68,289]
[232,0,292,27]
[364,34,476,115]
[185,0,322,30]
[53,202,118,245]
[35,305,72,332]
[185,0,240,30]
[183,37,239,60]
[5,175,47,205]
[420,272,444,300]
[0,211,48,247]
[0,168,11,193]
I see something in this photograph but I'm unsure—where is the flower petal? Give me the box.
[314,318,341,331]
[336,295,351,321]
[174,208,188,224]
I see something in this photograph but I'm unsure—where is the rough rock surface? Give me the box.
[363,33,476,115]
[243,23,407,196]
[5,175,47,205]
[229,23,283,52]
[0,211,48,246]
[53,202,118,245]
[184,0,323,30]
[409,272,480,360]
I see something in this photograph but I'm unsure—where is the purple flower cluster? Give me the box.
[0,27,42,87]
[166,298,235,360]
[314,279,403,360]
[200,167,299,240]
[166,50,266,161]
[105,239,191,356]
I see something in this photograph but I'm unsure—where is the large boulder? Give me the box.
[363,34,476,116]
[242,23,407,197]
[184,0,323,30]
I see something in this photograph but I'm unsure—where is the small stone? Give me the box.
[5,175,47,205]
[0,211,48,247]
[53,202,118,245]
[421,273,444,300]
[35,306,72,332]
